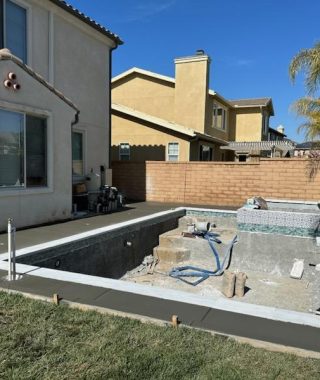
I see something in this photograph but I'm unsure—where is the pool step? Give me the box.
[159,232,210,251]
[153,246,191,263]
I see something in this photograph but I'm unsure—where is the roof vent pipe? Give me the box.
[277,125,285,134]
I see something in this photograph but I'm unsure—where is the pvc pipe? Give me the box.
[8,72,16,80]
[4,80,12,88]
[12,226,16,279]
[8,219,12,281]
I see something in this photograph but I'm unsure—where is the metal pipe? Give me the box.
[7,218,17,281]
[8,218,12,281]
[12,224,16,280]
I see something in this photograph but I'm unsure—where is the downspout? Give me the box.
[71,110,80,214]
[108,45,118,169]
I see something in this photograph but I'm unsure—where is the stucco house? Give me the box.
[293,141,320,157]
[111,51,288,162]
[0,0,122,230]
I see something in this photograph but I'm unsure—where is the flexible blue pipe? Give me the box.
[169,234,238,286]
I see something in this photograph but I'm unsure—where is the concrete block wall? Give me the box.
[112,159,320,206]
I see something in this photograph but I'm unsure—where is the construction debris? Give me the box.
[235,272,248,297]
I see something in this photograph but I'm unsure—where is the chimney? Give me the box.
[174,50,211,133]
[277,125,285,134]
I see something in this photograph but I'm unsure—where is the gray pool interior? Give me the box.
[16,210,184,279]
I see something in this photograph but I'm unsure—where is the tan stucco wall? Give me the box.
[234,108,263,141]
[111,114,190,161]
[0,60,76,230]
[112,74,175,122]
[174,56,209,133]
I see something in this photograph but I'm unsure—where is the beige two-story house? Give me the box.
[0,0,122,230]
[111,51,289,162]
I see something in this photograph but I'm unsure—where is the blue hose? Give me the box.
[169,234,238,286]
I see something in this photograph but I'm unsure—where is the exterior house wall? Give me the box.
[234,108,263,141]
[174,55,210,133]
[112,75,175,122]
[20,0,114,173]
[52,12,112,174]
[0,60,75,230]
[111,54,273,163]
[0,0,118,229]
[111,114,190,161]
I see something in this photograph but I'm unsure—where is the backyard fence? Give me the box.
[112,158,320,207]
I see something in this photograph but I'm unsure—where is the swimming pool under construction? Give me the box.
[0,201,320,355]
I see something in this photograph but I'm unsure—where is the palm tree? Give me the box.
[289,41,320,139]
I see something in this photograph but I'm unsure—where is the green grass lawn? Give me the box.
[0,292,319,380]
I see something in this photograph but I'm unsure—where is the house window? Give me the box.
[168,142,179,161]
[119,142,130,161]
[213,103,227,131]
[200,145,213,161]
[0,108,47,188]
[72,131,84,175]
[0,0,27,62]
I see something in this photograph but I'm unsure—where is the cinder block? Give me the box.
[154,246,191,263]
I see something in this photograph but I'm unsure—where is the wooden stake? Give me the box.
[171,315,179,328]
[53,294,60,305]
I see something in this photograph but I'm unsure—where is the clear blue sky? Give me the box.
[70,0,320,142]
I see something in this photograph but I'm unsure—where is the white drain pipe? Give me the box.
[7,218,16,281]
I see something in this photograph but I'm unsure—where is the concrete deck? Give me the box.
[0,202,236,254]
[0,268,319,353]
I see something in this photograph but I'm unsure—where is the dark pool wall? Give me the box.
[17,210,185,279]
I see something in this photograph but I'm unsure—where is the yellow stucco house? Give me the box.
[111,51,289,162]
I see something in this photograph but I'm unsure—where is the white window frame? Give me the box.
[167,142,179,161]
[0,101,52,196]
[72,128,86,176]
[119,142,130,161]
[1,0,32,65]
[212,102,228,131]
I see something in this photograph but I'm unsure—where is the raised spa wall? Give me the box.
[238,200,320,238]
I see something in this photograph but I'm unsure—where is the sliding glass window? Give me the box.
[0,108,24,187]
[0,109,47,189]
